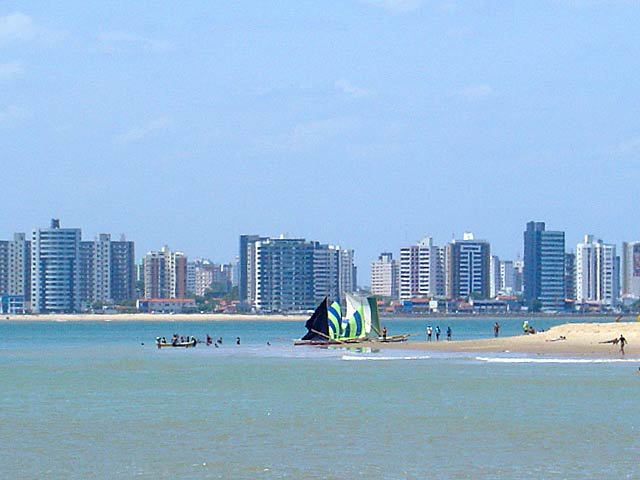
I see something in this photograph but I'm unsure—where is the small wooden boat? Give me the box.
[156,338,197,349]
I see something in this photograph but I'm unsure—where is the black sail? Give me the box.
[300,297,329,341]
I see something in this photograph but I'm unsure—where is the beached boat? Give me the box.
[295,294,408,345]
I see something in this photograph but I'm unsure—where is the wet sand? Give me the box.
[366,322,640,358]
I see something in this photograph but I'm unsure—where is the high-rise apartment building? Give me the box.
[239,235,356,312]
[143,246,187,299]
[523,221,565,311]
[621,241,640,298]
[399,237,443,300]
[564,253,576,302]
[513,258,524,294]
[110,238,136,302]
[370,252,399,298]
[239,235,266,304]
[253,237,316,312]
[500,260,516,295]
[0,241,8,295]
[2,223,134,311]
[338,248,357,300]
[79,240,96,304]
[186,261,197,296]
[490,255,501,298]
[192,260,213,297]
[79,234,135,305]
[445,233,490,299]
[575,235,618,306]
[31,219,82,313]
[190,259,233,297]
[0,235,29,297]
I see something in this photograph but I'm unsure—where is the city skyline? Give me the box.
[2,3,640,275]
[0,217,639,279]
[1,219,639,313]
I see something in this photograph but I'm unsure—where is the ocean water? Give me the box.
[1,317,638,479]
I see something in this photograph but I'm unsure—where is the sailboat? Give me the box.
[295,294,408,345]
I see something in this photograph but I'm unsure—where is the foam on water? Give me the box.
[341,354,431,361]
[475,356,638,364]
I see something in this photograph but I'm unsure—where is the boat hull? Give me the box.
[157,342,196,348]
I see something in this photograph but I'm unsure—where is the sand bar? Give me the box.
[364,322,640,358]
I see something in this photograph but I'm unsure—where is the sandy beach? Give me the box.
[367,322,640,358]
[0,313,308,322]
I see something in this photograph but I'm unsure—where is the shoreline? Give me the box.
[362,322,640,358]
[0,312,635,323]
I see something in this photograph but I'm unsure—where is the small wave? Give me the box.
[342,355,431,361]
[475,356,638,364]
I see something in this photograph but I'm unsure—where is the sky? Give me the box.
[2,1,640,280]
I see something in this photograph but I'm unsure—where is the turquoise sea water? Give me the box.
[1,317,639,479]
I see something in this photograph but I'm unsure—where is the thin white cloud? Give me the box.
[97,31,173,54]
[359,0,426,12]
[453,84,493,101]
[0,104,30,127]
[0,12,66,47]
[255,117,361,152]
[115,116,173,144]
[0,61,24,81]
[334,79,375,99]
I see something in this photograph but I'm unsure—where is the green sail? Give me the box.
[345,294,380,337]
[341,305,366,339]
[327,301,342,339]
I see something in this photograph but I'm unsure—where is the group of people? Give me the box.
[522,320,537,335]
[204,335,241,346]
[426,325,451,341]
[155,334,243,348]
[599,334,628,355]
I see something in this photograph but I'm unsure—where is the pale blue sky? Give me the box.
[2,1,639,277]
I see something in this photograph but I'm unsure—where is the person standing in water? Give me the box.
[494,322,500,337]
[446,326,452,341]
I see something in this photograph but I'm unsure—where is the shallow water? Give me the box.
[1,319,638,479]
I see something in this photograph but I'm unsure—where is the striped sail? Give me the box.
[345,294,379,336]
[341,306,365,339]
[328,301,342,339]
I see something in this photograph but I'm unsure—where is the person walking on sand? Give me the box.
[494,322,500,337]
[382,326,387,341]
[619,334,627,355]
